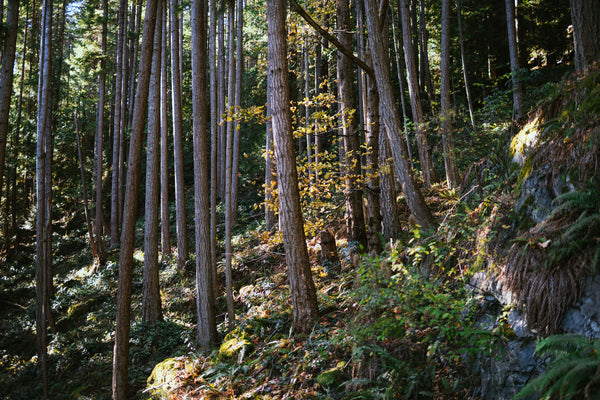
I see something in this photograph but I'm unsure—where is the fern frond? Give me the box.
[559,358,600,399]
[535,334,592,357]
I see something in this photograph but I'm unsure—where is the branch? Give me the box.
[288,0,374,78]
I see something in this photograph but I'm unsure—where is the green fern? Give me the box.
[516,334,600,400]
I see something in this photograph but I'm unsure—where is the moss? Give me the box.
[316,361,346,388]
[146,357,183,399]
[218,333,253,359]
[510,114,542,166]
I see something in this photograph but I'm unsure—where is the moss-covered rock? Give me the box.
[316,361,346,388]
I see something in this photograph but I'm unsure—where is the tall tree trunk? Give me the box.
[379,129,401,240]
[111,0,127,247]
[505,0,523,118]
[267,0,319,333]
[0,0,19,206]
[399,0,435,187]
[94,0,108,262]
[36,1,53,397]
[191,0,218,347]
[418,0,435,111]
[160,0,171,256]
[365,0,436,230]
[456,0,476,133]
[337,0,367,249]
[265,81,276,232]
[218,10,226,199]
[224,0,236,324]
[570,0,600,71]
[231,0,243,223]
[440,0,458,188]
[112,0,159,397]
[170,0,188,270]
[209,0,218,293]
[143,0,163,325]
[303,38,313,182]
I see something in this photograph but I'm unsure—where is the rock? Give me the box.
[316,361,346,388]
[219,336,252,360]
[561,275,600,338]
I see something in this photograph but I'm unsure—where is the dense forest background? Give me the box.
[0,0,599,398]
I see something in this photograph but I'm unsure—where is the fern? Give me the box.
[516,334,600,400]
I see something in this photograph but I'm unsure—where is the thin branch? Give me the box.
[288,0,374,78]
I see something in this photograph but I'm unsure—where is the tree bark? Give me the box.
[399,0,435,187]
[440,0,458,188]
[505,0,523,118]
[112,0,159,397]
[456,0,476,133]
[160,0,171,256]
[191,0,219,347]
[365,0,436,230]
[0,0,19,205]
[170,0,188,270]
[209,0,219,294]
[143,0,163,325]
[570,0,600,71]
[267,0,320,333]
[337,0,367,249]
[231,0,244,222]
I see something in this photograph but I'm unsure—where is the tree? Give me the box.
[170,0,188,270]
[0,0,19,206]
[505,0,523,118]
[231,0,244,222]
[365,0,436,230]
[160,0,171,256]
[112,0,159,397]
[209,0,218,293]
[337,0,367,250]
[456,0,476,133]
[36,2,53,396]
[570,0,600,71]
[191,0,218,347]
[399,0,435,187]
[142,0,164,325]
[440,0,458,188]
[267,0,320,333]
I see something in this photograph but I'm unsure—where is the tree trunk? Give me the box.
[36,1,53,396]
[265,82,276,232]
[337,0,367,250]
[505,0,523,118]
[267,0,320,333]
[111,0,127,247]
[570,0,600,71]
[456,0,476,133]
[399,0,435,187]
[160,0,171,256]
[231,0,243,222]
[209,0,219,294]
[418,0,435,111]
[224,0,236,324]
[191,0,219,347]
[143,0,163,325]
[0,0,19,205]
[112,0,159,397]
[218,11,226,199]
[440,0,458,188]
[365,0,436,230]
[379,129,401,240]
[170,0,188,270]
[94,0,108,262]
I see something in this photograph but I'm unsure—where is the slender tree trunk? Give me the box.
[111,0,127,247]
[265,82,276,232]
[36,1,53,396]
[94,0,108,262]
[112,0,159,397]
[418,0,435,112]
[231,0,243,223]
[218,10,226,199]
[456,0,476,133]
[337,0,367,249]
[143,0,163,325]
[191,0,218,347]
[303,38,313,182]
[379,129,401,240]
[170,0,188,270]
[365,0,435,230]
[440,0,458,188]
[267,0,319,333]
[209,0,218,294]
[399,0,435,187]
[160,0,171,256]
[0,0,19,205]
[569,0,600,71]
[75,113,98,260]
[505,0,523,118]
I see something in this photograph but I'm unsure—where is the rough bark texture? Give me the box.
[265,82,276,232]
[112,0,158,398]
[365,0,436,230]
[267,0,320,333]
[160,1,171,256]
[231,0,244,222]
[379,128,401,240]
[570,0,600,71]
[505,0,523,118]
[143,0,163,325]
[399,0,435,187]
[191,0,219,347]
[209,0,219,294]
[0,0,19,205]
[337,0,367,249]
[440,0,459,188]
[170,0,188,270]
